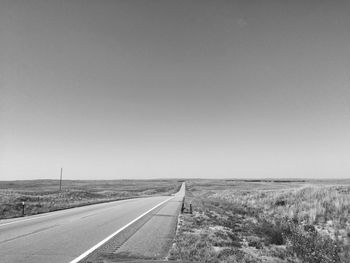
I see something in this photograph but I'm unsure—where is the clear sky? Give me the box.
[1,0,350,180]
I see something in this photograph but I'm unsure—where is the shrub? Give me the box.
[254,219,285,245]
[283,220,341,263]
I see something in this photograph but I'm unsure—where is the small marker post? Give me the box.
[22,201,25,217]
[59,167,63,192]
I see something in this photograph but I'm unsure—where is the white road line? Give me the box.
[69,196,174,263]
[0,213,58,227]
[0,197,150,228]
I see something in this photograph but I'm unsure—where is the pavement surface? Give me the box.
[81,183,186,262]
[0,191,180,263]
[114,193,184,259]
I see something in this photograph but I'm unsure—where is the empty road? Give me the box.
[0,186,183,263]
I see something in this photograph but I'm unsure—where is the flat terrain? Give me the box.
[170,179,350,263]
[0,179,181,219]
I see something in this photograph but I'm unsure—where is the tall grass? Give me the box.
[213,185,350,226]
[212,185,350,262]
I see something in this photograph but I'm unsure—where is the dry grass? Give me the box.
[217,185,349,221]
[0,179,181,219]
[170,179,350,263]
[214,184,350,243]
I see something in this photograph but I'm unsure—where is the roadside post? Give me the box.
[181,198,185,213]
[59,167,63,192]
[22,201,25,217]
[189,202,192,214]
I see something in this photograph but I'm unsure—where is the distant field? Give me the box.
[170,179,350,263]
[0,179,181,219]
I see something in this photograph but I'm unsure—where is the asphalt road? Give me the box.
[83,182,186,262]
[113,193,184,260]
[0,194,176,263]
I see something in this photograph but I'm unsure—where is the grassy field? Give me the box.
[0,179,181,219]
[169,179,350,263]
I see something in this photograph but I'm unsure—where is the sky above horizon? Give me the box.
[1,0,350,180]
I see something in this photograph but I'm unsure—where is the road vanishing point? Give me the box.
[0,183,186,263]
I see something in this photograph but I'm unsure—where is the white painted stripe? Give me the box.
[0,197,151,227]
[69,196,174,263]
[0,213,58,227]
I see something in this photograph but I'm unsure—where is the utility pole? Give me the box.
[59,167,63,191]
